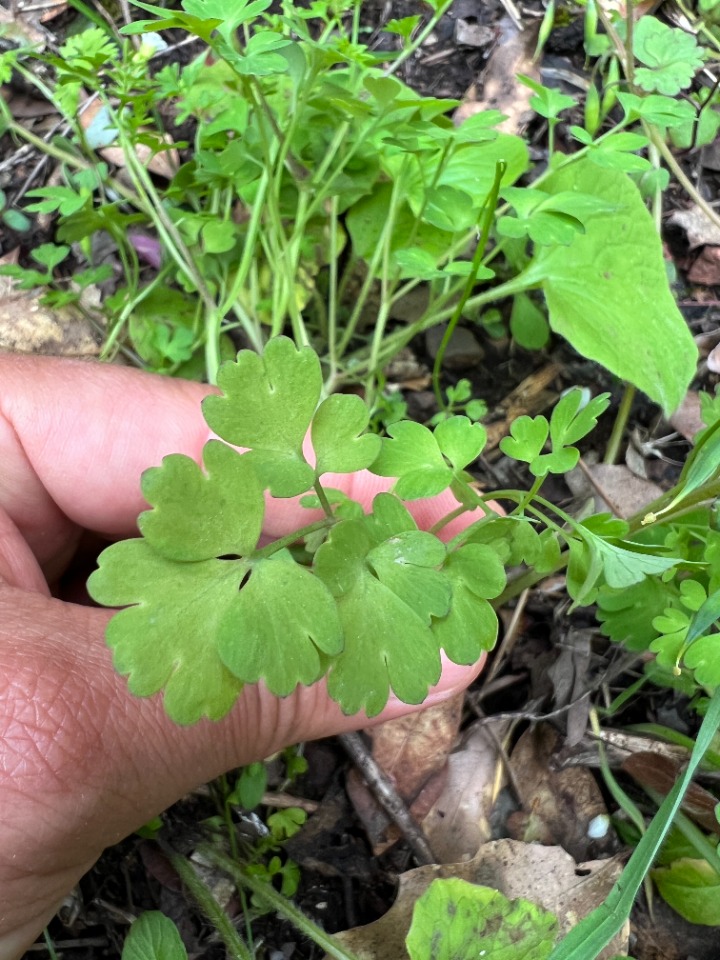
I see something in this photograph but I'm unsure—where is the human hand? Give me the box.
[0,355,486,959]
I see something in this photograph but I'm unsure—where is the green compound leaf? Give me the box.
[524,160,697,414]
[122,911,188,960]
[217,552,343,696]
[550,389,611,448]
[518,389,611,476]
[87,540,245,724]
[598,578,676,651]
[431,544,505,664]
[311,393,382,476]
[203,337,320,497]
[314,495,449,716]
[139,441,264,561]
[633,17,704,96]
[569,525,686,607]
[406,878,558,960]
[371,417,486,500]
[652,859,720,926]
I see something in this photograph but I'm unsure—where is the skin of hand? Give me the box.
[0,354,487,959]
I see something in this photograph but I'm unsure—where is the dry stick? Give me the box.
[338,731,437,865]
[482,587,530,688]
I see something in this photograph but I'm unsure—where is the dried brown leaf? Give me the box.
[347,696,463,854]
[508,724,613,863]
[423,720,510,863]
[329,840,628,960]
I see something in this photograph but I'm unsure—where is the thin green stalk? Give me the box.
[511,475,545,518]
[252,518,335,559]
[345,271,538,382]
[42,930,60,960]
[428,503,475,536]
[199,847,363,960]
[432,161,506,410]
[219,778,257,953]
[337,172,406,358]
[646,126,720,235]
[326,195,340,385]
[603,383,635,465]
[590,709,646,837]
[384,0,455,78]
[165,849,252,960]
[313,481,335,519]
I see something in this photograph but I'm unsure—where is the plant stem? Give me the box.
[647,126,720,235]
[164,848,252,960]
[199,847,364,960]
[383,0,455,78]
[313,480,335,519]
[252,517,335,559]
[432,161,506,410]
[603,383,635,465]
[42,930,59,960]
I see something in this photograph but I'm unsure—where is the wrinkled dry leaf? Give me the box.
[330,840,628,960]
[508,724,614,863]
[454,19,493,48]
[669,206,720,250]
[423,720,510,864]
[0,2,48,46]
[688,246,720,285]
[0,87,56,118]
[454,17,539,135]
[0,276,99,356]
[707,343,720,374]
[670,391,704,442]
[347,696,463,854]
[583,463,664,519]
[623,751,720,834]
[546,628,591,746]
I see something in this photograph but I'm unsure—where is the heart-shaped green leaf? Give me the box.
[203,337,320,497]
[139,441,264,561]
[371,420,452,499]
[499,416,549,464]
[431,544,505,664]
[371,418,485,500]
[433,416,487,471]
[311,393,382,476]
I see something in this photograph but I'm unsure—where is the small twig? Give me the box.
[474,652,642,726]
[259,791,319,813]
[482,587,530,687]
[498,0,523,32]
[338,731,437,865]
[25,938,109,952]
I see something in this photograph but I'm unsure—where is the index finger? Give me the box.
[0,354,212,568]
